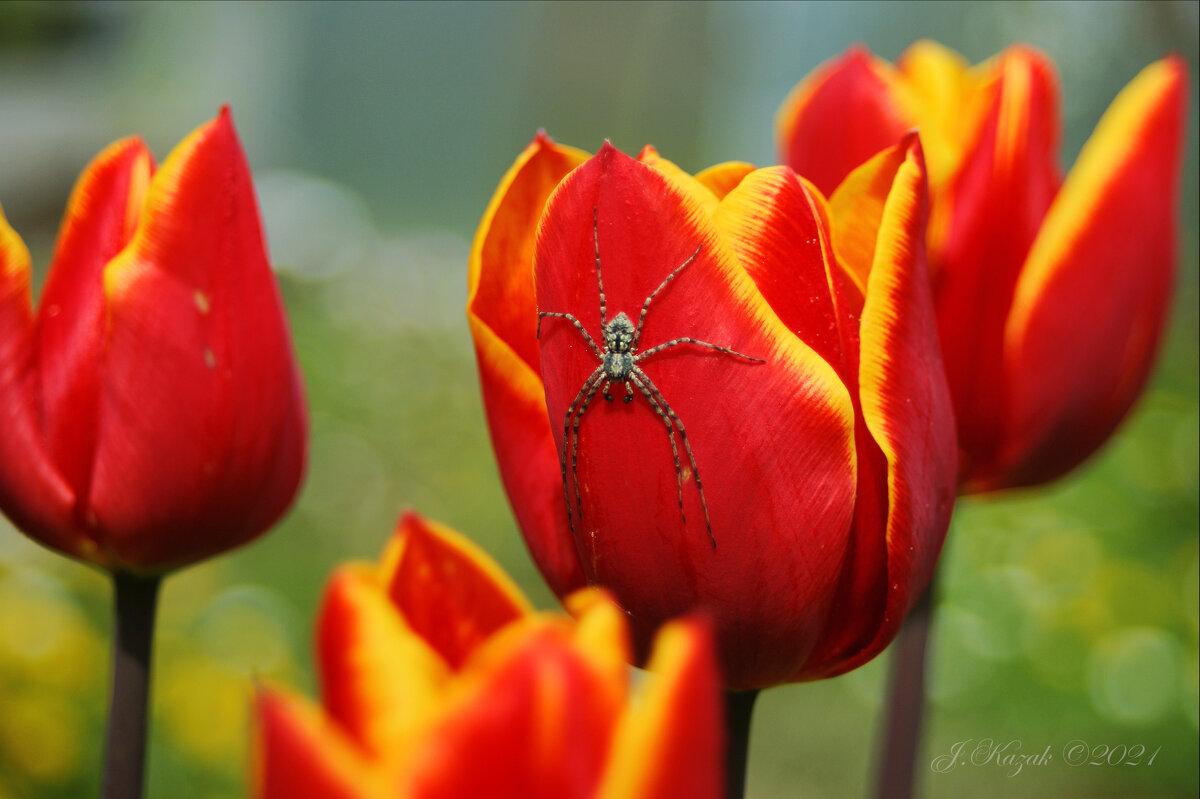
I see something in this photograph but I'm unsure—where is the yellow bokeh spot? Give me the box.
[1088,627,1183,725]
[0,573,105,692]
[1016,524,1101,606]
[158,657,251,770]
[0,692,81,782]
[195,586,296,677]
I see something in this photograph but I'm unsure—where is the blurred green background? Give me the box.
[0,2,1195,797]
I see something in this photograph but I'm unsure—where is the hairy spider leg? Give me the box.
[628,371,688,533]
[537,311,604,359]
[635,336,766,364]
[631,367,717,548]
[631,243,704,350]
[559,367,606,534]
[568,371,607,524]
[592,207,607,329]
[602,379,635,403]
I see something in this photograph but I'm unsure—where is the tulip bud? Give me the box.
[0,108,308,573]
[777,42,1188,491]
[469,134,957,688]
[255,512,724,799]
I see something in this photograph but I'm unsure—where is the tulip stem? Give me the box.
[102,572,162,799]
[723,688,758,799]
[873,580,936,799]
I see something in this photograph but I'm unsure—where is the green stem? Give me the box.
[102,572,162,799]
[873,580,936,799]
[723,688,759,799]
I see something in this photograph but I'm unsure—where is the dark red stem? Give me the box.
[724,688,759,799]
[102,571,162,799]
[874,582,935,799]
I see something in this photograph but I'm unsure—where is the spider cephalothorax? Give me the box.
[537,208,765,547]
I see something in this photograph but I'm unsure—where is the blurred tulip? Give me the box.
[0,107,308,573]
[467,133,956,688]
[254,511,723,799]
[777,42,1188,491]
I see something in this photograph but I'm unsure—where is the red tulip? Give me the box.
[0,108,307,573]
[254,511,724,799]
[777,42,1188,491]
[467,133,956,688]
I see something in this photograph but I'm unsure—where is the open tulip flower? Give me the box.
[468,133,957,689]
[255,511,723,799]
[777,42,1188,491]
[0,107,307,573]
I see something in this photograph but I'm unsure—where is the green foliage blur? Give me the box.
[0,2,1195,798]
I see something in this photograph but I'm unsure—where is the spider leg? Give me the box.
[631,242,703,350]
[629,371,687,534]
[635,337,765,364]
[593,206,607,328]
[537,311,604,359]
[631,366,717,548]
[560,367,605,534]
[570,371,606,524]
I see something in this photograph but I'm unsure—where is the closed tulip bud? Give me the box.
[777,42,1188,491]
[0,107,308,573]
[468,133,957,688]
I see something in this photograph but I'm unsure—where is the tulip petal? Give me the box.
[808,136,956,678]
[88,107,307,570]
[399,623,623,799]
[792,142,928,675]
[535,144,857,688]
[712,165,857,385]
[0,209,82,559]
[636,146,720,216]
[711,164,893,615]
[595,619,723,799]
[384,511,532,668]
[566,588,634,687]
[895,40,988,201]
[829,141,913,294]
[317,564,451,761]
[467,132,589,597]
[694,162,756,201]
[996,56,1187,488]
[254,689,388,799]
[35,138,153,506]
[776,47,916,196]
[933,47,1061,476]
[469,132,590,376]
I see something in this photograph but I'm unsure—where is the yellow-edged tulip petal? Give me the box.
[995,55,1187,489]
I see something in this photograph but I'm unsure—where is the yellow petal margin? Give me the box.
[466,132,591,597]
[829,142,914,294]
[995,56,1187,487]
[595,618,722,799]
[1006,56,1186,346]
[0,201,33,341]
[838,135,956,675]
[0,205,89,562]
[694,161,757,200]
[317,564,451,762]
[254,689,389,799]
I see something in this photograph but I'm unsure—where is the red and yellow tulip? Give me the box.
[467,133,957,688]
[0,108,308,573]
[777,42,1188,491]
[254,511,723,799]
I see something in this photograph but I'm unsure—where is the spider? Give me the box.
[537,207,765,548]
